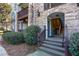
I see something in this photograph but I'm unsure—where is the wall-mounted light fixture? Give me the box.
[37,10,40,17]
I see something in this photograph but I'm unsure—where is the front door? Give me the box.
[47,12,64,38]
[51,18,64,37]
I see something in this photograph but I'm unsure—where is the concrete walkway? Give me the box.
[28,50,51,56]
[0,36,8,56]
[0,45,8,56]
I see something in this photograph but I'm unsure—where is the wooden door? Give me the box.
[51,18,61,35]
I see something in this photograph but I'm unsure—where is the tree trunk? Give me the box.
[5,22,7,31]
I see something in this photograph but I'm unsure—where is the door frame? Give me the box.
[47,12,65,38]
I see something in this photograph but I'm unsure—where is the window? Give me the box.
[44,3,64,11]
[44,3,50,10]
[18,21,23,31]
[77,3,79,7]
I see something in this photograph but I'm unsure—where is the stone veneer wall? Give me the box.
[28,3,44,26]
[29,3,79,38]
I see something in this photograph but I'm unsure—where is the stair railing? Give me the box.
[37,26,46,46]
[62,25,69,55]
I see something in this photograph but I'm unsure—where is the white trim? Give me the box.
[49,20,52,36]
[14,11,18,32]
[46,18,48,39]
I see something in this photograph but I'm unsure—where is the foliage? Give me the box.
[69,32,79,56]
[24,25,41,45]
[0,3,12,22]
[19,3,28,9]
[2,31,24,45]
[0,27,4,31]
[3,30,11,33]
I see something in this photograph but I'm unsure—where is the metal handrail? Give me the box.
[37,28,46,46]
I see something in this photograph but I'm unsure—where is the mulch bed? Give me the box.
[1,41,38,56]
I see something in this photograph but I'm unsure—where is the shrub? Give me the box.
[3,30,11,33]
[69,32,79,56]
[24,25,41,45]
[2,31,24,45]
[0,27,4,31]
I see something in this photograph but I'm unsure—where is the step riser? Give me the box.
[46,38,62,40]
[43,42,62,47]
[39,48,63,56]
[42,45,64,52]
[46,40,62,43]
[38,38,65,56]
[39,49,58,56]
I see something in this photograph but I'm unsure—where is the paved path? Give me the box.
[0,45,8,56]
[0,36,8,56]
[28,50,51,56]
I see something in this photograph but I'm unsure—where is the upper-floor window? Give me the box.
[77,3,79,7]
[44,3,64,11]
[44,3,50,10]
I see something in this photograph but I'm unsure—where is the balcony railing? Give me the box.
[18,8,28,20]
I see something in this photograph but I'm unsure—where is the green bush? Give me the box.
[69,32,79,56]
[0,27,4,31]
[24,25,41,45]
[3,30,11,33]
[2,31,24,45]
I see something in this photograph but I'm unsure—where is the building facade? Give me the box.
[18,7,28,31]
[28,3,79,39]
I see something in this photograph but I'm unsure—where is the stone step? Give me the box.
[42,43,65,52]
[46,38,63,43]
[39,47,65,56]
[48,37,63,40]
[43,41,62,47]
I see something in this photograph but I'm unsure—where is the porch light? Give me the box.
[37,10,40,17]
[56,14,60,18]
